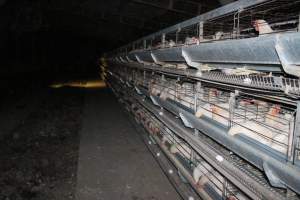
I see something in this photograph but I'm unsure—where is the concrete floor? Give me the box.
[76,88,181,200]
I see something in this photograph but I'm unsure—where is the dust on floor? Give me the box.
[0,87,84,200]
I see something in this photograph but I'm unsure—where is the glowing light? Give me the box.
[50,80,106,89]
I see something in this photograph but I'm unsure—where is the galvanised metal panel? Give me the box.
[127,52,137,61]
[183,33,300,68]
[134,50,153,62]
[119,55,127,62]
[150,94,300,194]
[152,47,184,63]
[278,33,300,65]
[184,35,280,65]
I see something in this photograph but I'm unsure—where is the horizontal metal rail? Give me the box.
[106,74,292,199]
[109,0,272,55]
[111,61,300,104]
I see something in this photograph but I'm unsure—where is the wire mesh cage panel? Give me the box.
[134,40,144,51]
[149,76,196,110]
[137,106,250,200]
[152,35,163,49]
[296,137,300,162]
[113,0,300,55]
[201,72,300,96]
[195,87,231,127]
[107,62,300,197]
[229,96,296,157]
[129,69,298,159]
[147,73,297,158]
[239,0,300,36]
[203,13,237,41]
[177,23,200,45]
[145,38,153,50]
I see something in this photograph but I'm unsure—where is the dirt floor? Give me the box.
[0,79,181,200]
[0,86,84,200]
[76,88,180,200]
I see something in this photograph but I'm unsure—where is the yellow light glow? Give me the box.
[50,80,106,89]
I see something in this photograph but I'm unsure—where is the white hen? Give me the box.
[229,105,292,154]
[254,19,273,35]
[196,103,229,126]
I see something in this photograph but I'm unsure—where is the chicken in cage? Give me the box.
[138,106,250,200]
[229,101,295,156]
[105,0,300,198]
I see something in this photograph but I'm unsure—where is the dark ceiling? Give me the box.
[0,0,234,76]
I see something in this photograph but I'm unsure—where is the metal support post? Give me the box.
[229,90,238,128]
[199,21,204,41]
[287,101,300,162]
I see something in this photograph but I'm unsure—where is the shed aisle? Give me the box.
[76,88,180,200]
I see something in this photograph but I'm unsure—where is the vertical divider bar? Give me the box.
[298,13,300,32]
[162,33,166,48]
[222,179,228,199]
[229,90,238,128]
[194,82,201,137]
[194,82,201,113]
[199,21,204,42]
[143,70,146,87]
[288,101,300,162]
[176,28,180,44]
[143,39,146,50]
